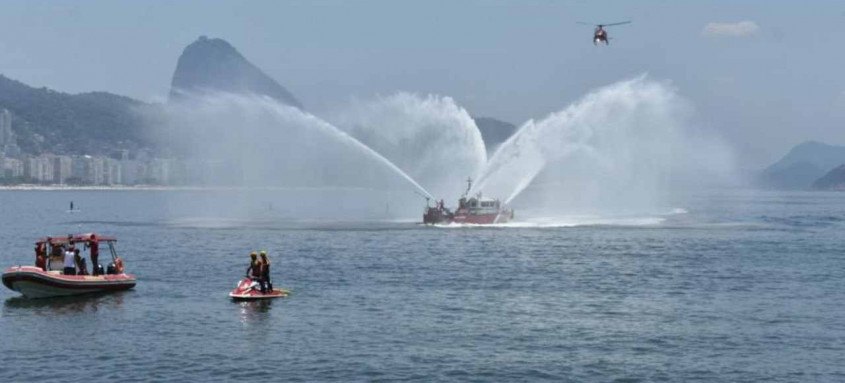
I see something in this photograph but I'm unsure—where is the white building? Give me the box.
[24,156,54,183]
[3,158,24,178]
[103,157,121,185]
[86,156,105,185]
[148,158,171,184]
[0,109,12,146]
[53,156,73,184]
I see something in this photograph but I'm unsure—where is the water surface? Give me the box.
[1,189,844,381]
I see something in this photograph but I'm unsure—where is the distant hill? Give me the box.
[811,164,845,191]
[759,141,845,190]
[473,117,517,155]
[169,36,302,108]
[0,74,150,155]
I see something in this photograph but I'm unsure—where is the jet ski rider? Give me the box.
[246,252,266,293]
[260,251,272,293]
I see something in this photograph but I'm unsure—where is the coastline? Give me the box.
[0,184,391,192]
[0,184,197,191]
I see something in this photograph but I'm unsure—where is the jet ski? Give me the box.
[229,277,289,301]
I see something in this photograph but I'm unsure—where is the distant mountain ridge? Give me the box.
[812,164,845,191]
[759,141,845,190]
[169,36,302,108]
[0,74,149,155]
[0,36,307,157]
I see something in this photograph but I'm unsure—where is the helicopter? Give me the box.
[577,21,631,45]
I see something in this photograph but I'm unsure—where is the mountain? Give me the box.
[169,36,302,108]
[811,164,845,191]
[0,74,150,155]
[473,117,517,155]
[758,141,845,190]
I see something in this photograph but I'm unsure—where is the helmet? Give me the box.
[249,252,257,258]
[259,250,267,256]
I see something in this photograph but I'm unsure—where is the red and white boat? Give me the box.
[229,278,289,301]
[2,234,136,299]
[423,178,514,225]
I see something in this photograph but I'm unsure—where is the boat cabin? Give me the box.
[37,233,123,275]
[458,194,503,214]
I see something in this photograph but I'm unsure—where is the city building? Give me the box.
[52,156,73,184]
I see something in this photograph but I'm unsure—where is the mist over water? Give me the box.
[156,93,434,219]
[476,76,735,216]
[153,77,734,222]
[331,93,487,200]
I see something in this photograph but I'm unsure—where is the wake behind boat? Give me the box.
[2,234,136,299]
[423,178,514,225]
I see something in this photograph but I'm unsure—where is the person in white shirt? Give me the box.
[63,247,77,275]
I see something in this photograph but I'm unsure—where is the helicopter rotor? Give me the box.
[577,21,631,28]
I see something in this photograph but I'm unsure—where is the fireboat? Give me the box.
[423,178,514,225]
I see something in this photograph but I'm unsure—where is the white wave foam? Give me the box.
[432,215,665,228]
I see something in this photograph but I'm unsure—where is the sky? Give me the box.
[0,0,843,168]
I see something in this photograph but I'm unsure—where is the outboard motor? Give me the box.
[96,264,105,276]
[106,262,116,275]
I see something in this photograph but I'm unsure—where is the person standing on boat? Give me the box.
[246,252,266,293]
[35,242,47,271]
[260,251,272,293]
[87,234,100,276]
[48,237,63,270]
[63,246,77,275]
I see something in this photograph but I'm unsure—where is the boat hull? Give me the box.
[2,266,136,299]
[451,210,513,224]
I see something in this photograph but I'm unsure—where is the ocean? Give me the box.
[1,189,844,382]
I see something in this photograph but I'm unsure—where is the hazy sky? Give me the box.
[0,0,843,167]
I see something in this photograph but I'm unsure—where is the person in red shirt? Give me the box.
[88,234,100,276]
[34,242,47,271]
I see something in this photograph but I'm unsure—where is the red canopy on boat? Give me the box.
[36,233,117,245]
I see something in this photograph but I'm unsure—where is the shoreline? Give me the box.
[0,184,198,191]
[0,185,395,192]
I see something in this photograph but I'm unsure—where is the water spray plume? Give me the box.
[158,92,434,200]
[332,92,487,200]
[151,76,733,221]
[475,75,734,214]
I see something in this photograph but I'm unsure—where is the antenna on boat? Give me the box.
[463,177,472,198]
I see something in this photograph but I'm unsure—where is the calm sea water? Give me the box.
[1,189,844,382]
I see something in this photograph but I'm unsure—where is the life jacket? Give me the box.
[249,261,262,278]
[261,261,271,279]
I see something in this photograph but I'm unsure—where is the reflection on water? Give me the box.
[4,291,128,317]
[237,299,273,326]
